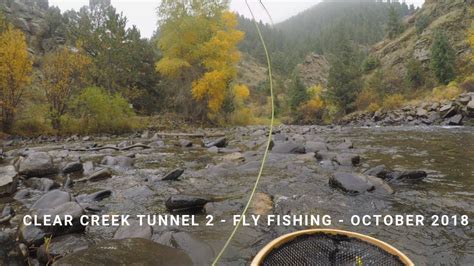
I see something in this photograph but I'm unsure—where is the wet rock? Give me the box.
[251,193,273,215]
[2,204,14,218]
[34,202,85,235]
[448,114,463,125]
[203,137,227,148]
[366,176,394,195]
[162,168,184,181]
[37,234,89,263]
[25,177,59,192]
[31,190,72,211]
[315,151,337,161]
[207,146,219,153]
[363,165,389,179]
[204,201,243,216]
[55,238,192,265]
[178,139,193,148]
[386,170,427,181]
[19,224,48,247]
[305,141,328,153]
[154,231,213,266]
[113,219,152,240]
[101,156,134,169]
[318,160,338,171]
[334,153,360,167]
[272,134,287,142]
[441,106,457,119]
[329,172,375,194]
[14,189,30,201]
[165,195,208,212]
[0,165,18,197]
[467,100,474,117]
[271,141,305,154]
[221,152,245,162]
[62,162,83,174]
[18,152,57,178]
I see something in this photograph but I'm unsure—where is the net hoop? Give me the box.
[251,229,414,266]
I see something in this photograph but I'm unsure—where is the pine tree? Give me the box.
[387,6,401,39]
[430,31,455,84]
[289,76,308,111]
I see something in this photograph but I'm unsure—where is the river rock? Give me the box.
[305,141,328,153]
[251,193,273,215]
[165,195,208,212]
[79,168,112,182]
[55,238,192,265]
[34,202,85,235]
[162,168,184,181]
[203,137,227,148]
[448,114,463,125]
[19,224,48,247]
[37,234,89,263]
[113,219,152,240]
[467,100,474,117]
[386,170,427,181]
[101,156,134,169]
[18,152,57,177]
[416,108,428,117]
[31,190,72,211]
[366,176,394,195]
[25,177,59,192]
[335,139,353,150]
[62,162,83,174]
[76,190,112,203]
[329,172,375,194]
[0,165,18,197]
[154,231,213,266]
[179,139,193,147]
[363,165,389,179]
[334,153,360,167]
[271,141,305,154]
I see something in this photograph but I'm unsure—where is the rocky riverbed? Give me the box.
[1,125,473,265]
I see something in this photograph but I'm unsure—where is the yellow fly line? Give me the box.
[211,0,275,265]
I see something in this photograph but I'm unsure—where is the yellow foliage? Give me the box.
[307,84,323,97]
[156,3,244,119]
[356,87,381,111]
[41,48,91,129]
[233,84,250,101]
[367,103,381,113]
[0,25,32,131]
[295,85,326,124]
[382,94,405,110]
[228,107,254,126]
[430,83,464,101]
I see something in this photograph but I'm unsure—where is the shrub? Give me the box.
[459,76,474,92]
[228,107,255,126]
[415,15,430,35]
[65,87,140,134]
[362,56,380,73]
[367,103,381,113]
[356,87,381,111]
[382,94,405,110]
[12,104,52,136]
[430,83,464,101]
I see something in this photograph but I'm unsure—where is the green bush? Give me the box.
[12,104,53,136]
[415,15,430,35]
[362,55,380,73]
[64,87,140,134]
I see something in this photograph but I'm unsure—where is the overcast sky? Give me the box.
[49,0,425,38]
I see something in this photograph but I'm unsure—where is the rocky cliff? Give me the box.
[0,0,63,62]
[296,53,330,88]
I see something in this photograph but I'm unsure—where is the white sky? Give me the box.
[49,0,425,38]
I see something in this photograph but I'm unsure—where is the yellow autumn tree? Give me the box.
[0,24,32,132]
[296,84,326,124]
[156,0,245,121]
[41,48,91,130]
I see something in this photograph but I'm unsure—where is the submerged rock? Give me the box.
[55,238,192,265]
[329,172,374,194]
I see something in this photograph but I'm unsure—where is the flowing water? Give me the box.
[1,126,473,265]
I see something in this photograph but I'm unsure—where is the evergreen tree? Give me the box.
[326,30,362,114]
[289,76,308,111]
[387,6,401,38]
[430,31,455,84]
[405,58,424,89]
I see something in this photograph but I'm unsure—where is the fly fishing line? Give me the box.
[211,0,275,264]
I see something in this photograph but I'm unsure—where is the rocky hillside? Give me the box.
[0,0,63,62]
[371,0,472,76]
[296,53,330,88]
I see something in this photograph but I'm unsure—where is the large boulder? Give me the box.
[0,166,18,197]
[154,231,213,266]
[34,202,85,236]
[18,152,57,178]
[329,172,374,194]
[54,238,192,265]
[165,195,209,212]
[31,190,72,211]
[113,219,152,240]
[271,141,305,154]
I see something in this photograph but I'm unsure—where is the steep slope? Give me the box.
[372,0,472,76]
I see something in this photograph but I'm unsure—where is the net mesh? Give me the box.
[262,233,405,266]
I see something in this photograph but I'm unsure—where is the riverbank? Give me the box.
[1,125,473,264]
